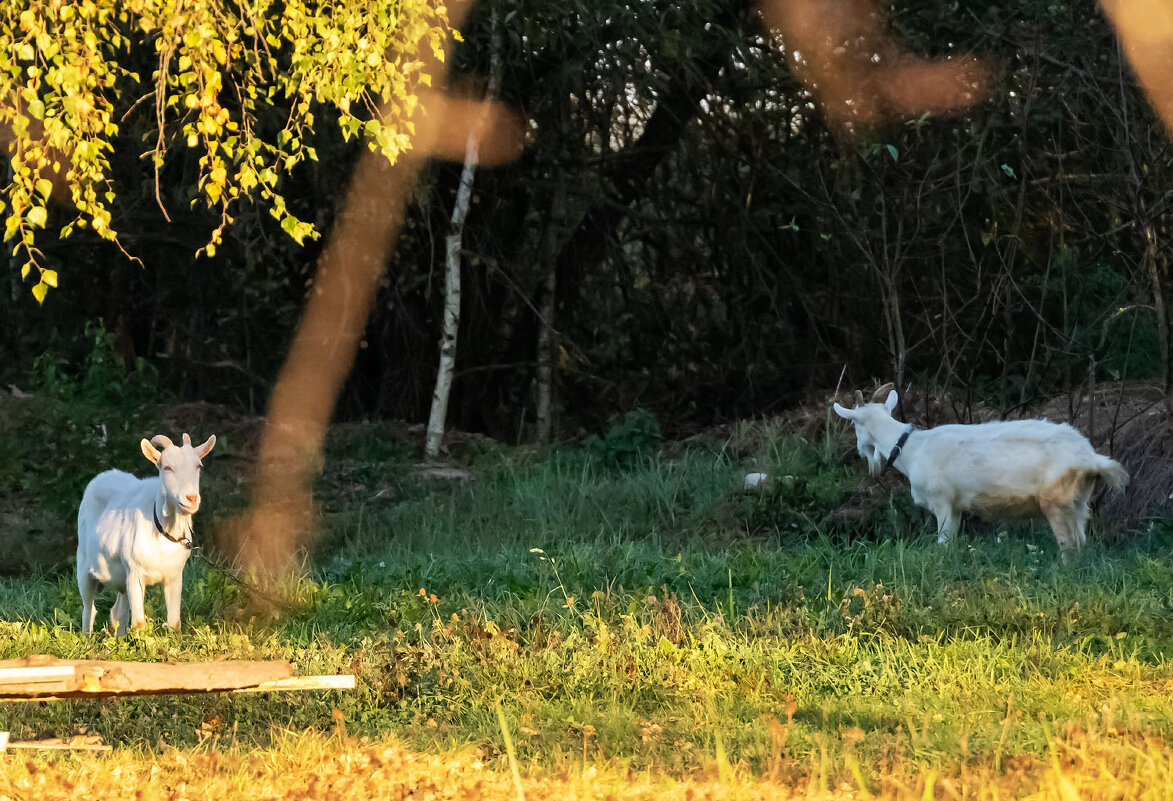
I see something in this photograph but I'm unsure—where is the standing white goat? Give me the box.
[77,432,216,634]
[832,385,1128,561]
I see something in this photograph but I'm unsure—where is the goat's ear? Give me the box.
[853,390,865,407]
[141,438,162,467]
[871,382,896,403]
[832,403,855,420]
[195,434,217,458]
[884,390,899,411]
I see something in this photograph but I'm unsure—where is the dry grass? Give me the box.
[4,725,1173,801]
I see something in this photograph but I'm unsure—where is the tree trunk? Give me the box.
[535,174,567,445]
[886,279,907,394]
[425,10,503,459]
[1143,222,1172,417]
[551,0,752,319]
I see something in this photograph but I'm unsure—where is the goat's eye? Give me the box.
[163,465,173,472]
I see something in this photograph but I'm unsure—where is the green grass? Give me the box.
[3,400,1173,797]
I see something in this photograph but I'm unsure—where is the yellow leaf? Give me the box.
[42,269,57,287]
[27,206,47,228]
[31,282,48,303]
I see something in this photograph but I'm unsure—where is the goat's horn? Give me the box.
[182,433,192,447]
[853,390,866,407]
[871,382,895,403]
[150,435,175,450]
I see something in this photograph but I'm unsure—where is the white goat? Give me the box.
[77,432,216,634]
[832,385,1128,560]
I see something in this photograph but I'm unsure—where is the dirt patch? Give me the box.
[0,499,74,576]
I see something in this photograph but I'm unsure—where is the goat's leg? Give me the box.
[111,592,130,636]
[1043,503,1080,564]
[933,506,959,546]
[78,571,99,635]
[163,575,183,632]
[1073,486,1094,549]
[126,573,148,632]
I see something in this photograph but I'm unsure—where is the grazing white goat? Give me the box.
[832,385,1128,561]
[77,432,216,634]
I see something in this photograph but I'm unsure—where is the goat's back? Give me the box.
[925,417,1088,447]
[77,470,157,540]
[908,419,1105,501]
[79,470,152,513]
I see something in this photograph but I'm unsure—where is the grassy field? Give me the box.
[3,396,1173,798]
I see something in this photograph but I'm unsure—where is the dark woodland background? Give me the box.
[3,0,1169,440]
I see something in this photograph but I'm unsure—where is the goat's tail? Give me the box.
[1093,456,1129,491]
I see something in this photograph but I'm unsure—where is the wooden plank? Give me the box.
[235,675,357,693]
[0,733,110,752]
[1,675,357,703]
[0,666,76,685]
[0,656,292,700]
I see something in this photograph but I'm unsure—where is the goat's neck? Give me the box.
[872,415,916,473]
[154,490,194,544]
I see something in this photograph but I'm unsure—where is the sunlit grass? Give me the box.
[3,415,1173,797]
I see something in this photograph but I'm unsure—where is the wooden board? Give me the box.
[0,732,111,752]
[0,665,76,685]
[0,655,293,700]
[238,675,357,693]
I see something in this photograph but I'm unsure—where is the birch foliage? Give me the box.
[0,0,451,301]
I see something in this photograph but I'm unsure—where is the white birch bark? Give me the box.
[425,11,502,458]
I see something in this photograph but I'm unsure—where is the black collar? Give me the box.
[882,426,915,474]
[153,504,193,550]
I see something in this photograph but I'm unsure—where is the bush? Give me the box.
[585,409,663,469]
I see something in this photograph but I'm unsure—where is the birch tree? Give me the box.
[425,9,502,458]
[0,0,450,301]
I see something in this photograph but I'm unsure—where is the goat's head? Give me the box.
[140,432,217,514]
[832,384,897,477]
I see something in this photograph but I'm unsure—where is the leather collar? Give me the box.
[153,504,193,550]
[882,426,915,474]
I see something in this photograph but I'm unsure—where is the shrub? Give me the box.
[585,409,662,469]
